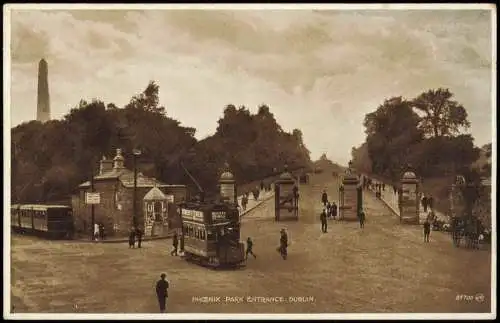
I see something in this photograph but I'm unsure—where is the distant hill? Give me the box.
[313,154,345,175]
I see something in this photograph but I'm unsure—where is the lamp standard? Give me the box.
[132,149,141,228]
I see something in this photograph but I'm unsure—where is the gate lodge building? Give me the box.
[72,149,187,238]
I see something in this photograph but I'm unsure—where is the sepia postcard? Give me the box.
[3,3,496,320]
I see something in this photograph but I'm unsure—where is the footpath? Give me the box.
[365,178,449,225]
[76,189,274,244]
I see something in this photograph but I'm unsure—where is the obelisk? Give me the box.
[36,58,50,122]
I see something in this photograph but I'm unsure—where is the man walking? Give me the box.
[155,273,169,313]
[321,190,328,207]
[358,209,366,229]
[423,219,431,242]
[170,231,178,256]
[428,195,434,211]
[320,209,328,233]
[136,227,143,248]
[421,195,428,213]
[128,227,136,248]
[246,237,256,260]
[278,229,288,260]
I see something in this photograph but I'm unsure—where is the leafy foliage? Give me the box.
[412,88,470,138]
[11,82,311,203]
[351,88,488,218]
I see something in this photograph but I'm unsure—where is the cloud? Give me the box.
[8,8,493,165]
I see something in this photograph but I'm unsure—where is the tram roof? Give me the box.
[11,204,71,210]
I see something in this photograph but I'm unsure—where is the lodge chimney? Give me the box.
[99,155,113,175]
[113,148,125,170]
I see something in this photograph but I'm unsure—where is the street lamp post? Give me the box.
[132,149,141,228]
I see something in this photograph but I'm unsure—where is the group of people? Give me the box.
[321,190,365,231]
[93,223,105,241]
[320,190,339,229]
[128,227,144,248]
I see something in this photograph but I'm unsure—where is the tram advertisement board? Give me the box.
[211,211,227,222]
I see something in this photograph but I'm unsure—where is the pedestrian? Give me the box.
[331,201,337,219]
[358,209,366,229]
[128,227,136,248]
[320,209,328,233]
[382,183,385,191]
[421,195,428,213]
[241,195,248,211]
[326,202,331,218]
[428,195,434,211]
[292,185,299,207]
[155,273,169,313]
[94,223,99,241]
[260,181,264,191]
[245,237,256,259]
[277,229,288,260]
[170,231,178,256]
[321,190,328,207]
[99,223,105,240]
[423,219,431,242]
[136,227,143,248]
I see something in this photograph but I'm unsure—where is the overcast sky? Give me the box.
[7,7,494,165]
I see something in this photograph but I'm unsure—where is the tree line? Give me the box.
[11,81,312,203]
[351,88,490,185]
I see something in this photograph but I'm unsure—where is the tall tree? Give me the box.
[125,80,166,115]
[412,88,470,138]
[364,97,423,179]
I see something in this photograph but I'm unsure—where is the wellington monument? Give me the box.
[36,58,50,122]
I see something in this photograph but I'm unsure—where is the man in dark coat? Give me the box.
[155,273,169,313]
[358,209,366,229]
[246,237,256,259]
[320,209,328,233]
[421,195,428,213]
[423,219,431,242]
[331,201,338,219]
[128,227,136,248]
[292,185,299,207]
[136,227,143,248]
[170,231,178,256]
[428,195,434,211]
[321,190,328,207]
[278,229,288,260]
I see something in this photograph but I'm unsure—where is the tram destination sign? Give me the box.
[181,209,204,222]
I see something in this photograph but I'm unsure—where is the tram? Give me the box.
[179,201,245,268]
[11,204,74,239]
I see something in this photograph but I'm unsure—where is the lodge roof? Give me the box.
[78,168,186,189]
[143,186,167,201]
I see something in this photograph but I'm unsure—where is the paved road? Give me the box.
[10,172,491,314]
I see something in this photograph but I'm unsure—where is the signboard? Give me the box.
[220,184,235,201]
[181,209,204,222]
[280,184,293,198]
[212,211,226,221]
[85,192,101,205]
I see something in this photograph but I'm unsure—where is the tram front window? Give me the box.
[206,230,216,241]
